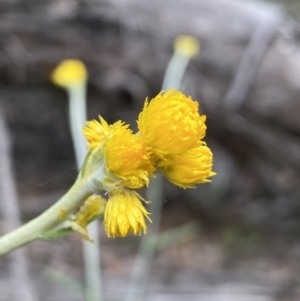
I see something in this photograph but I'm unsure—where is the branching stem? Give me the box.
[0,174,95,257]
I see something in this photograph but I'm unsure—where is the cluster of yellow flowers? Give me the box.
[82,89,215,237]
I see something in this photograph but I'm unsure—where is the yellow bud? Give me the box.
[83,116,154,189]
[104,190,151,238]
[138,89,206,158]
[174,35,200,58]
[105,124,154,189]
[51,59,87,87]
[76,195,106,228]
[160,144,216,188]
[83,116,126,150]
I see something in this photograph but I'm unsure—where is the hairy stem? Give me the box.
[0,174,95,257]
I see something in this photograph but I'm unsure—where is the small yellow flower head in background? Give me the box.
[51,59,87,87]
[174,35,200,58]
[83,116,127,150]
[160,144,215,188]
[138,89,207,158]
[104,190,151,238]
[105,125,154,189]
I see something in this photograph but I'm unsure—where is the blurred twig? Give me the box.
[223,13,283,109]
[69,85,103,301]
[51,60,103,301]
[126,176,164,301]
[126,36,200,301]
[0,105,38,301]
[146,221,199,251]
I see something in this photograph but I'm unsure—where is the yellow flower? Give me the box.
[105,125,154,189]
[82,116,154,189]
[138,89,207,158]
[174,35,200,58]
[51,59,87,87]
[82,116,128,150]
[76,195,106,228]
[160,144,216,188]
[71,195,106,241]
[104,190,151,237]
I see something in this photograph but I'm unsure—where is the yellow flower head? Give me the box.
[51,59,87,87]
[160,144,216,188]
[138,89,207,158]
[75,195,106,228]
[174,35,200,58]
[82,116,127,150]
[104,190,150,237]
[105,125,155,189]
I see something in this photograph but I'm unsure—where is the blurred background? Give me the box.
[1,0,300,300]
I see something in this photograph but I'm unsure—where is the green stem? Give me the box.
[0,174,95,257]
[67,83,87,167]
[67,82,103,301]
[162,53,190,90]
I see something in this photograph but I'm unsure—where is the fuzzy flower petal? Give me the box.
[83,116,128,150]
[160,144,216,188]
[104,190,150,237]
[138,89,207,158]
[105,125,154,189]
